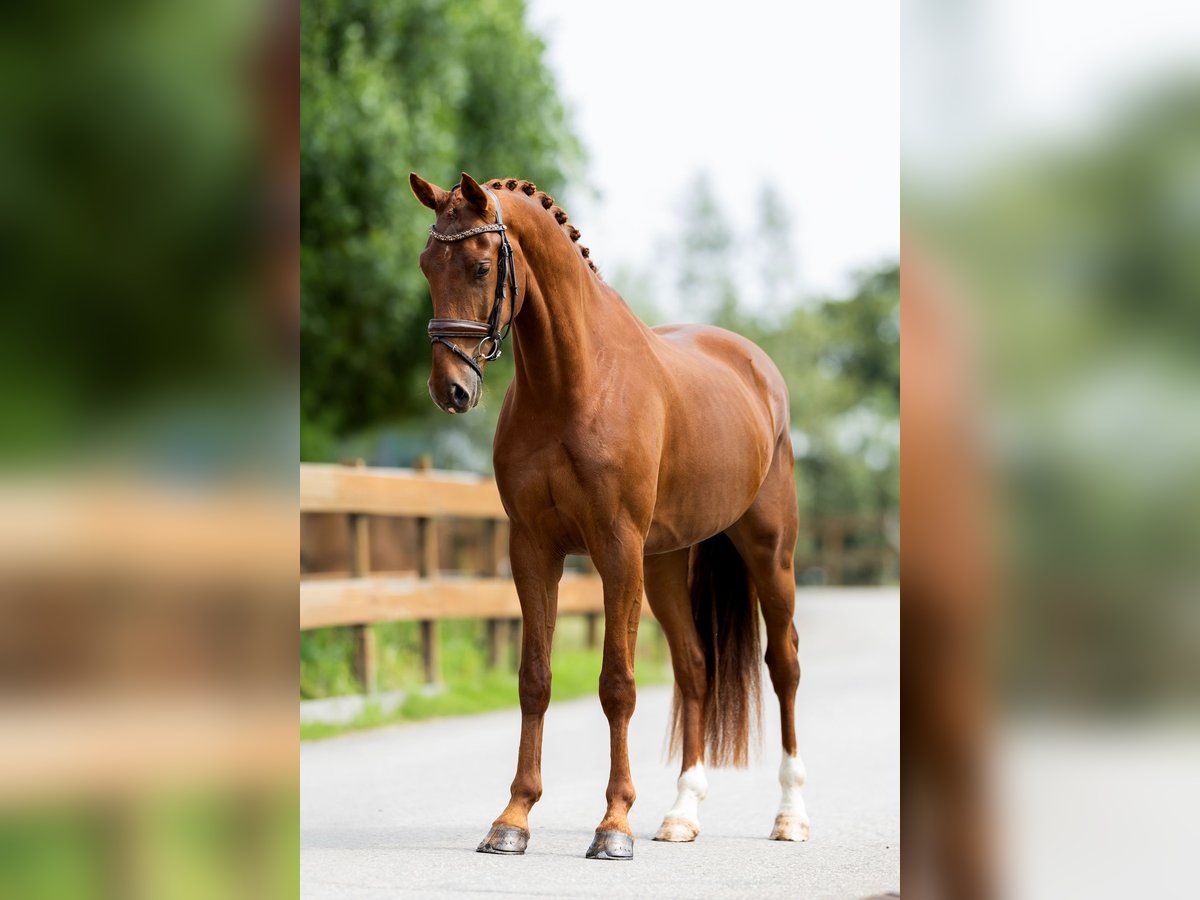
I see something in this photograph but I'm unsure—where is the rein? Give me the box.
[426,187,518,381]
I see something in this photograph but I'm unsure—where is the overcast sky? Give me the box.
[525,0,900,313]
[904,0,1200,183]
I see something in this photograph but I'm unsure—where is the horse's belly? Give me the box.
[644,519,719,555]
[645,424,774,554]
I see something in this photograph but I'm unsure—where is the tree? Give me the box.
[675,173,742,326]
[300,0,582,455]
[754,182,801,319]
[755,262,900,521]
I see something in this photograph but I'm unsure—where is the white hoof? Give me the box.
[654,816,700,842]
[656,764,706,842]
[769,814,810,842]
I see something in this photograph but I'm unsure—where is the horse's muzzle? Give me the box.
[429,372,479,414]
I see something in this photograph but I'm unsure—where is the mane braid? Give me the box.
[488,178,601,277]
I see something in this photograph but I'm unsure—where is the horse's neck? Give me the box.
[508,229,648,410]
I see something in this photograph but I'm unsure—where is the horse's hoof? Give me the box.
[653,816,699,842]
[585,830,634,860]
[769,814,810,842]
[476,825,529,855]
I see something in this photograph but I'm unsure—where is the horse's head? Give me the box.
[410,171,517,414]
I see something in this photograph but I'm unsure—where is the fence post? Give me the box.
[344,458,376,693]
[482,518,508,669]
[486,620,506,670]
[416,512,441,686]
[419,620,440,686]
[581,554,600,649]
[508,618,522,672]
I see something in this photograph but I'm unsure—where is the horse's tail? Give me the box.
[669,532,762,768]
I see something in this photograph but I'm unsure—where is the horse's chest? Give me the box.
[495,433,651,550]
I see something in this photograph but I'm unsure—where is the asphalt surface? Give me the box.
[301,588,899,899]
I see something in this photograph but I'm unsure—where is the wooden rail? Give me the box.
[300,462,896,692]
[302,461,507,518]
[301,574,610,631]
[795,514,899,586]
[300,461,611,691]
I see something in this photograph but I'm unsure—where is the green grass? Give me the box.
[300,616,672,741]
[0,790,298,900]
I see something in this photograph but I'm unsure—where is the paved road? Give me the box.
[301,588,899,899]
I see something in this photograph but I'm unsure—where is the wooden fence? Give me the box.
[796,513,899,586]
[300,462,896,692]
[300,461,608,692]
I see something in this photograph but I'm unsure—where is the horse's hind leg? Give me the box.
[726,440,810,841]
[758,572,810,841]
[644,548,709,842]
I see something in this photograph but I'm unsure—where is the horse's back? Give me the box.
[651,323,790,438]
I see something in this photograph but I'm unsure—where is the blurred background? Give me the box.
[904,0,1200,897]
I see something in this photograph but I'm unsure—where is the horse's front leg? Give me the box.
[585,526,645,860]
[476,527,563,855]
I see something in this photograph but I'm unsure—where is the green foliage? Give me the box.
[300,617,670,740]
[764,264,900,521]
[0,791,298,900]
[913,82,1200,711]
[301,0,582,448]
[299,625,362,699]
[0,3,265,467]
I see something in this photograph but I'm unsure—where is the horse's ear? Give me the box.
[410,173,448,211]
[460,172,490,212]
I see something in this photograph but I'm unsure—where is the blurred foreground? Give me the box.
[904,1,1200,896]
[0,2,297,898]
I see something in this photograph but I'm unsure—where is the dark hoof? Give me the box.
[476,825,529,855]
[585,830,634,860]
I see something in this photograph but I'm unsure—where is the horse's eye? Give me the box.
[475,263,490,279]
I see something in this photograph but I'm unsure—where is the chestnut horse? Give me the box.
[410,172,809,860]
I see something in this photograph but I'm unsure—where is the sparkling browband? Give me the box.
[429,222,507,242]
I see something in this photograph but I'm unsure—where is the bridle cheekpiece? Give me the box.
[426,187,518,382]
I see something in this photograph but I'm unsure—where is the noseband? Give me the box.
[426,187,518,382]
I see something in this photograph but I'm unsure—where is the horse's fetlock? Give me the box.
[606,783,636,809]
[511,779,542,806]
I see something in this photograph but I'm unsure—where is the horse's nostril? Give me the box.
[450,383,469,407]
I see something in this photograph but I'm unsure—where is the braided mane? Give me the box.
[486,178,601,278]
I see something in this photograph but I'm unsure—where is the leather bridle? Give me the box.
[426,187,518,382]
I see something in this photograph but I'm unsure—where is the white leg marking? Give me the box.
[654,764,707,842]
[770,753,810,841]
